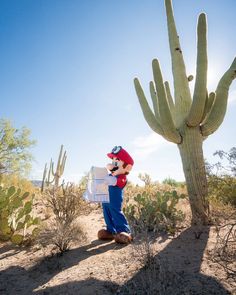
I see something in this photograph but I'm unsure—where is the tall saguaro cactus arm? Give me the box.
[201,57,236,136]
[152,59,182,143]
[187,13,208,126]
[201,92,215,123]
[134,78,164,136]
[56,145,67,177]
[164,81,175,116]
[52,145,67,186]
[164,0,192,120]
[150,81,160,120]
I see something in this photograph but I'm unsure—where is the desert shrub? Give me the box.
[138,173,152,186]
[162,177,178,187]
[123,189,186,235]
[207,147,236,207]
[124,181,186,205]
[206,150,236,276]
[39,183,87,254]
[208,175,236,207]
[162,177,185,188]
[211,212,236,277]
[0,185,40,245]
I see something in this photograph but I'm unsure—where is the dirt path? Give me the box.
[0,209,235,294]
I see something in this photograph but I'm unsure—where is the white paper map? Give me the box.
[83,166,110,203]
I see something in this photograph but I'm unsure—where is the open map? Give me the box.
[83,166,110,203]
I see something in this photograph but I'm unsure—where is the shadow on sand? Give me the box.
[0,227,231,294]
[0,239,120,294]
[117,226,231,295]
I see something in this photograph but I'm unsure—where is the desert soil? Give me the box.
[0,207,235,295]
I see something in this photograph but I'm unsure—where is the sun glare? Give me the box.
[207,64,223,91]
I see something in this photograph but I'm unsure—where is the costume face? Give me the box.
[106,146,134,176]
[107,157,128,176]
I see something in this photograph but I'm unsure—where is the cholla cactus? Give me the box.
[134,0,236,224]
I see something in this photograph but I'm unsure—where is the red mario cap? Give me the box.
[107,146,134,166]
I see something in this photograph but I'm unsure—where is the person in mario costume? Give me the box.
[97,145,134,244]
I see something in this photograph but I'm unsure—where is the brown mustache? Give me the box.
[110,166,119,172]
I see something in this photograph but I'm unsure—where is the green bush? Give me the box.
[0,186,40,245]
[124,190,185,235]
[208,175,236,207]
[207,147,236,207]
[162,177,185,188]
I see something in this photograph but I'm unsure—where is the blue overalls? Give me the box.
[102,183,130,234]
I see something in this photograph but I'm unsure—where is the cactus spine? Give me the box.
[134,0,236,224]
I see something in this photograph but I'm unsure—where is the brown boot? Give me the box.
[97,229,114,240]
[114,232,133,244]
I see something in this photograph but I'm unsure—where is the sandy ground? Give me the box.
[0,209,235,295]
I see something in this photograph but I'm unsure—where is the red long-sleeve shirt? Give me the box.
[116,174,127,189]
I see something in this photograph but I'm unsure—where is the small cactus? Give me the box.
[0,186,40,245]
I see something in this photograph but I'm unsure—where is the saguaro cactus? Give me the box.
[134,0,236,224]
[41,145,67,191]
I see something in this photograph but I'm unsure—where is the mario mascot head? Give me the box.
[106,146,134,176]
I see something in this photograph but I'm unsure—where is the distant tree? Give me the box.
[0,119,36,176]
[213,147,236,177]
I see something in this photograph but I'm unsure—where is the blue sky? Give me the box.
[1,0,236,184]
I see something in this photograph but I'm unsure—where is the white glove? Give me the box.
[104,175,117,186]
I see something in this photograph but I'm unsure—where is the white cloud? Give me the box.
[131,132,168,161]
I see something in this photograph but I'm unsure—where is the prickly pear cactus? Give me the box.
[124,190,185,233]
[0,186,40,245]
[134,0,236,224]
